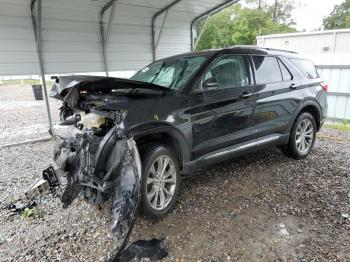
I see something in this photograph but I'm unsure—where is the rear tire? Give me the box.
[140,144,180,219]
[282,112,317,159]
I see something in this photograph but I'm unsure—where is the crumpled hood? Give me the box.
[50,75,170,99]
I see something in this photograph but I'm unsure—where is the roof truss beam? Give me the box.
[191,0,239,51]
[151,0,183,61]
[100,0,117,76]
[30,0,53,134]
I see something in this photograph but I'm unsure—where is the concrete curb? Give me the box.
[0,137,52,149]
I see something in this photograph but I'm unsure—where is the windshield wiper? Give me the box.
[150,62,165,84]
[170,60,188,88]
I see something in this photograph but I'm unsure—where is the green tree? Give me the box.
[267,0,295,25]
[323,0,350,29]
[195,4,296,50]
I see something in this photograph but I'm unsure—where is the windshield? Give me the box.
[130,56,207,90]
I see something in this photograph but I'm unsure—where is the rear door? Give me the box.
[188,54,259,158]
[252,55,298,138]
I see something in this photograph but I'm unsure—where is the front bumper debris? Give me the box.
[36,115,142,253]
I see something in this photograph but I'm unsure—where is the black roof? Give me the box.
[166,45,302,60]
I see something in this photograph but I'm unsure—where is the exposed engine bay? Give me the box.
[34,76,156,256]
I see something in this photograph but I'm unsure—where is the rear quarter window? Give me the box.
[290,59,319,79]
[278,59,293,81]
[252,56,282,84]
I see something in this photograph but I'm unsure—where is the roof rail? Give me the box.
[226,45,298,54]
[262,47,298,54]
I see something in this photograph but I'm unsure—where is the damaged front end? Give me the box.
[38,76,143,247]
[47,114,141,241]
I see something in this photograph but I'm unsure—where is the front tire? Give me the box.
[140,144,180,219]
[282,112,317,159]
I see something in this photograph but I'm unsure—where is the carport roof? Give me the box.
[0,0,237,76]
[0,0,237,131]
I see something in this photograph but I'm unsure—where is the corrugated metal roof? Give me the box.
[0,0,234,75]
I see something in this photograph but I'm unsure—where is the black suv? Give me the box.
[50,46,327,221]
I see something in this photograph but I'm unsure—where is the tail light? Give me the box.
[320,82,328,92]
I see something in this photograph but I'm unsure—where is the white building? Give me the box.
[257,29,350,121]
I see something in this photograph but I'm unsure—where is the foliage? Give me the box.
[265,0,295,25]
[22,207,44,220]
[195,3,296,50]
[323,0,350,29]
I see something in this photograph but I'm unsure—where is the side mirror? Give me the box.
[202,78,218,92]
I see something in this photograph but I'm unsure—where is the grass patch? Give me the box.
[22,207,44,220]
[325,120,350,132]
[1,79,52,86]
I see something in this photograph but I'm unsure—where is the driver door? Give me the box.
[189,54,258,158]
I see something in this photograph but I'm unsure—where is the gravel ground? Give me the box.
[0,85,349,261]
[0,127,349,261]
[0,84,60,146]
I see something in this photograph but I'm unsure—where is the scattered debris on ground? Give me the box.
[110,238,168,262]
[8,201,37,213]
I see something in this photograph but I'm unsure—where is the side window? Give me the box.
[290,58,319,79]
[203,55,250,90]
[252,56,282,84]
[278,59,293,81]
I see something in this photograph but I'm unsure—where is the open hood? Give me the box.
[50,75,171,99]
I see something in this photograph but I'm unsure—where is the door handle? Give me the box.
[241,92,252,99]
[289,83,297,89]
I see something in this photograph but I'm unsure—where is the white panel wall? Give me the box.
[0,0,39,74]
[317,67,350,120]
[257,29,350,54]
[257,33,333,53]
[0,0,229,76]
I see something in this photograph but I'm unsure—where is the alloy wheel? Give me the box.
[146,155,177,211]
[295,118,314,154]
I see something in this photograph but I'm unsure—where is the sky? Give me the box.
[290,0,344,31]
[249,0,345,31]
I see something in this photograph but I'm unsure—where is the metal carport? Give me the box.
[0,0,237,132]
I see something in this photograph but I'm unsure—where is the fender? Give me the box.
[128,122,191,167]
[287,98,322,132]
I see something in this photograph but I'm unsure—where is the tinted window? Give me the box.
[203,55,250,90]
[253,56,282,84]
[278,59,293,81]
[290,59,318,79]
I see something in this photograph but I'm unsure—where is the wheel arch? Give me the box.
[130,123,191,172]
[289,99,322,132]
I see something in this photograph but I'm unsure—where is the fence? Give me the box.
[317,65,350,121]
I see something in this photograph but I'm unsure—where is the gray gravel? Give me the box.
[0,128,349,261]
[0,84,60,146]
[0,84,349,261]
